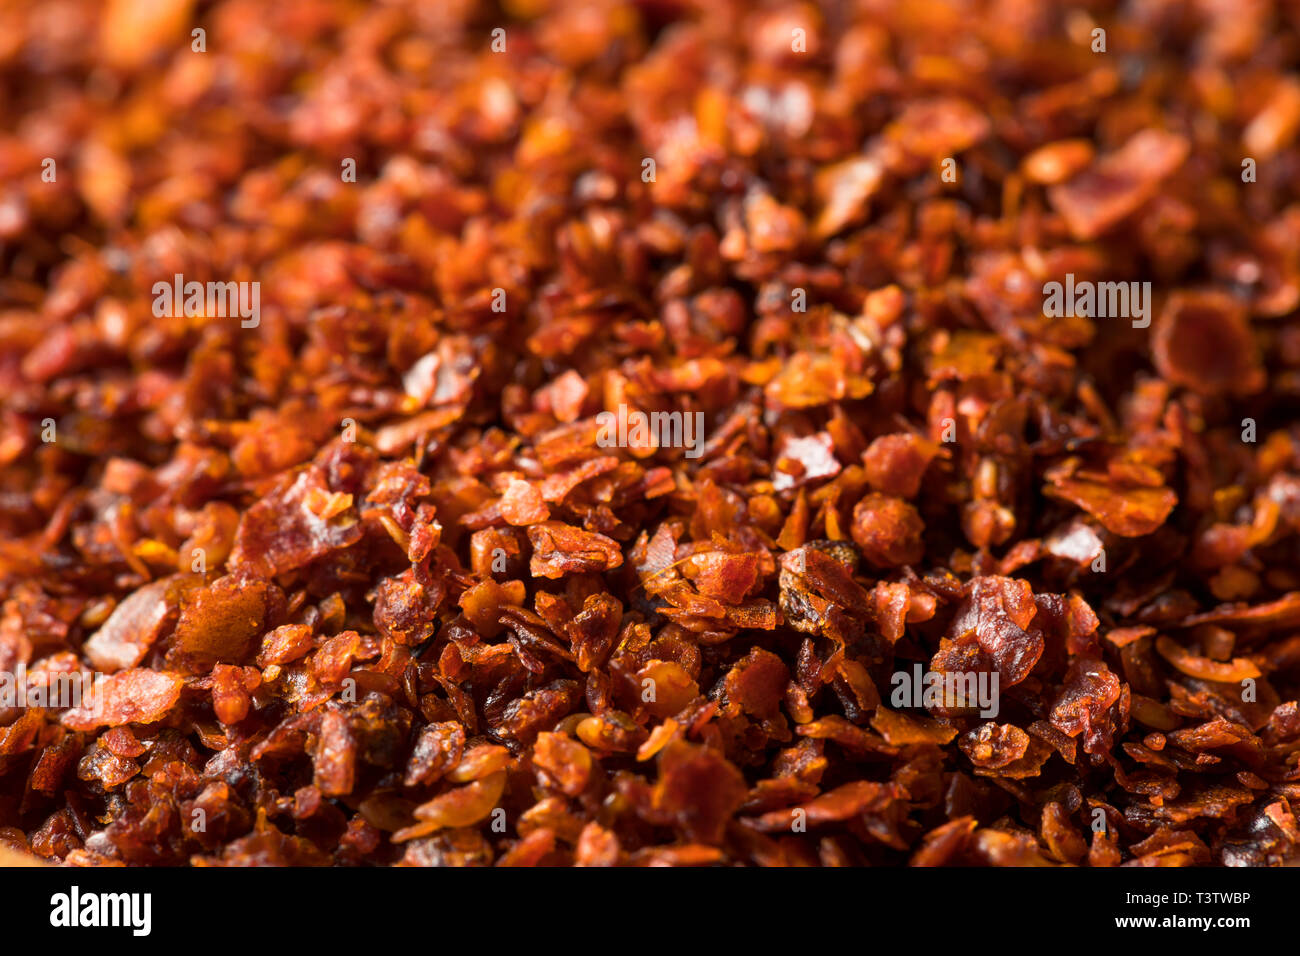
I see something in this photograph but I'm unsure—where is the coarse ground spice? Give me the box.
[1,0,1300,867]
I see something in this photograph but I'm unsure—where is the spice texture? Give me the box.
[2,0,1300,867]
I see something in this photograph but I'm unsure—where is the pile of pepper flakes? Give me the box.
[2,0,1300,868]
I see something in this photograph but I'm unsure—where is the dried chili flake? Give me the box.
[61,669,183,732]
[0,0,1297,872]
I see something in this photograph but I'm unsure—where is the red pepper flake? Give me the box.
[499,478,550,526]
[1153,291,1265,397]
[2,0,1298,872]
[61,669,184,732]
[527,522,624,579]
[1048,129,1189,240]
